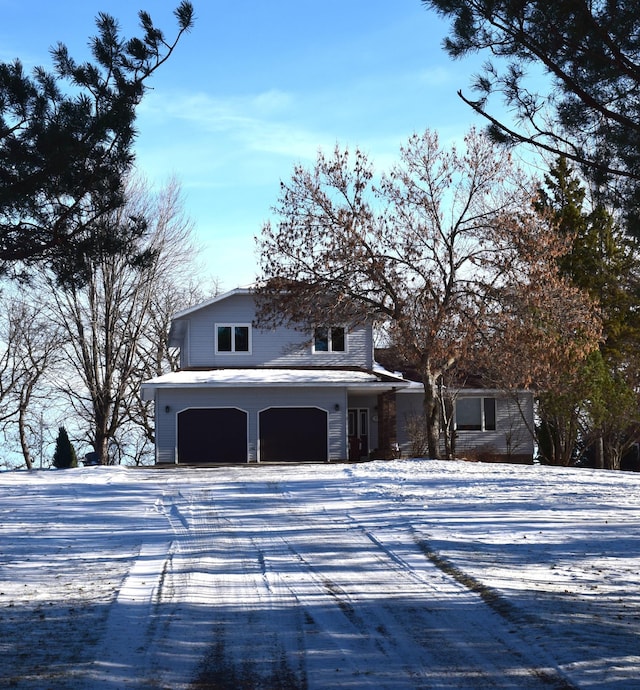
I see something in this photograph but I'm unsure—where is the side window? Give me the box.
[483,398,496,431]
[216,324,251,353]
[234,325,249,352]
[455,398,482,431]
[217,325,232,352]
[314,327,329,352]
[455,397,496,431]
[331,327,345,352]
[314,326,346,353]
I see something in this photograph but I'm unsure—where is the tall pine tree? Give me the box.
[0,3,194,283]
[536,158,640,468]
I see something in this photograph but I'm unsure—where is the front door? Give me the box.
[348,408,369,460]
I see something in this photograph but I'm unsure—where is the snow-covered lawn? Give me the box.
[0,459,638,689]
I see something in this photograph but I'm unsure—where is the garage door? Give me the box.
[177,408,247,464]
[259,407,328,462]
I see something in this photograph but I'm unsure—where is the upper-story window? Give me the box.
[314,326,346,353]
[216,324,251,353]
[455,397,496,431]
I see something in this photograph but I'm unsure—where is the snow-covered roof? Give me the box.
[141,367,408,394]
[395,381,533,395]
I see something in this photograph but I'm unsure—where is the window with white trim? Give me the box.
[216,324,251,353]
[455,397,496,431]
[313,326,346,352]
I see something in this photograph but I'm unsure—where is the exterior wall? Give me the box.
[174,292,373,369]
[396,391,429,457]
[376,391,399,459]
[154,386,348,463]
[396,389,535,462]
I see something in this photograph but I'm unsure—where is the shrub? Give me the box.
[52,427,78,469]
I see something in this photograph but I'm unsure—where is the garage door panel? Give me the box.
[260,407,327,462]
[178,408,247,463]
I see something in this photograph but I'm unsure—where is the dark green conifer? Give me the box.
[0,3,194,284]
[52,427,78,469]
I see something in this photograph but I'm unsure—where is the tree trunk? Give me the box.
[538,409,579,466]
[18,402,33,470]
[603,438,622,470]
[422,372,441,459]
[17,380,37,470]
[594,434,604,469]
[94,434,110,465]
[94,402,111,464]
[438,387,454,460]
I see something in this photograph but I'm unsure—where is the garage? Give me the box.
[177,408,248,464]
[259,407,328,462]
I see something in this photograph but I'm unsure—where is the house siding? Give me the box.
[174,292,371,370]
[186,294,258,367]
[154,386,348,463]
[452,393,534,462]
[396,389,534,462]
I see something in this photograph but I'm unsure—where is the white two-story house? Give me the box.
[141,287,535,465]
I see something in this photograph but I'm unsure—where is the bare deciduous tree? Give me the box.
[46,175,200,464]
[0,294,64,468]
[256,129,600,458]
[124,275,218,464]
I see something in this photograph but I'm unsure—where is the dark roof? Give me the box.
[374,348,491,388]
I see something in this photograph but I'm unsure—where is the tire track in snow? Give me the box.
[252,530,407,689]
[266,481,577,689]
[338,478,581,690]
[89,539,174,686]
[191,481,459,688]
[93,487,231,689]
[252,485,418,688]
[188,483,310,689]
[414,540,578,689]
[353,518,578,690]
[156,488,257,688]
[128,475,578,690]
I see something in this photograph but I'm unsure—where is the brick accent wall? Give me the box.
[376,390,398,459]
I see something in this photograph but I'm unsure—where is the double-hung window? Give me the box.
[216,324,251,353]
[314,326,346,353]
[455,397,496,431]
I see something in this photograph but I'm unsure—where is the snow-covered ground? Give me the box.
[0,459,638,689]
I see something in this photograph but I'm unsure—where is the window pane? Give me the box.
[331,327,345,352]
[234,326,249,352]
[484,398,496,431]
[456,398,482,431]
[217,326,232,351]
[314,327,329,351]
[348,410,356,436]
[359,409,368,435]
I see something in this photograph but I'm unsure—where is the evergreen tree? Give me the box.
[537,157,640,364]
[536,158,640,468]
[422,0,640,228]
[52,426,77,469]
[0,3,194,283]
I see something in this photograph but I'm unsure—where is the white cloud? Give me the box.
[138,89,328,161]
[139,90,350,172]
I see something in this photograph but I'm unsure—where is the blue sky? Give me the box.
[1,1,495,291]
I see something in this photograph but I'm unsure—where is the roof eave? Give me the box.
[171,286,253,320]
